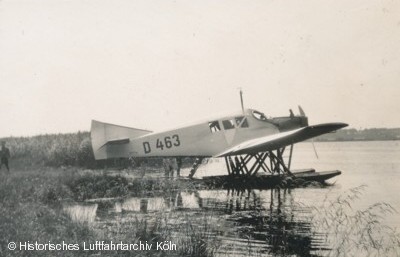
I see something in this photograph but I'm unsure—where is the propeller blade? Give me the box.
[298,105,306,117]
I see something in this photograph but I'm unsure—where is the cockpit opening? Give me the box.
[252,110,268,121]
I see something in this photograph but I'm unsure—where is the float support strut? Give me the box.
[224,147,294,177]
[188,157,204,179]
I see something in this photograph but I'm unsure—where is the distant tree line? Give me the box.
[314,128,400,142]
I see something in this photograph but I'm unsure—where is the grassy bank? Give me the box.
[0,169,93,257]
[0,169,218,257]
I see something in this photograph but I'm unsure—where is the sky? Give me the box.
[0,0,399,137]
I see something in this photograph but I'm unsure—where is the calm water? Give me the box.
[64,141,400,256]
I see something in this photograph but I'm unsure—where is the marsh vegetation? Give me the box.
[2,169,399,257]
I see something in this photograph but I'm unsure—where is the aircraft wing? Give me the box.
[214,122,348,157]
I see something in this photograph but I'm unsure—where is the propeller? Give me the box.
[298,105,306,117]
[298,105,319,159]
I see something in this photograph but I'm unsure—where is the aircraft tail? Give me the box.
[90,120,152,160]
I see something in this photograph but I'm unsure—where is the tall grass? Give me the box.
[103,210,221,257]
[1,132,96,169]
[311,185,400,257]
[0,170,94,257]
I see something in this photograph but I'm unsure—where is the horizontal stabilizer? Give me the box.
[215,122,348,157]
[100,138,130,148]
[91,120,152,160]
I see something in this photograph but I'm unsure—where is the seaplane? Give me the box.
[91,95,348,186]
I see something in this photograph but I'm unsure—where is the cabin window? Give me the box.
[222,119,235,130]
[235,116,249,128]
[209,121,221,133]
[252,110,268,121]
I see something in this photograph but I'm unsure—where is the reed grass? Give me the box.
[310,185,400,257]
[0,170,94,257]
[100,211,221,257]
[1,132,95,169]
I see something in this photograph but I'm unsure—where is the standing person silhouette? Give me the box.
[0,141,10,172]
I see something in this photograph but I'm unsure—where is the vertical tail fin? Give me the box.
[90,120,152,160]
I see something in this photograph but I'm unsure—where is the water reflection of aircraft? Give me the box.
[91,103,347,182]
[65,189,326,256]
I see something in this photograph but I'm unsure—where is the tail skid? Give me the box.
[90,120,152,160]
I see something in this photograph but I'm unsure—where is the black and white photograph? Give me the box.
[1,0,400,256]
